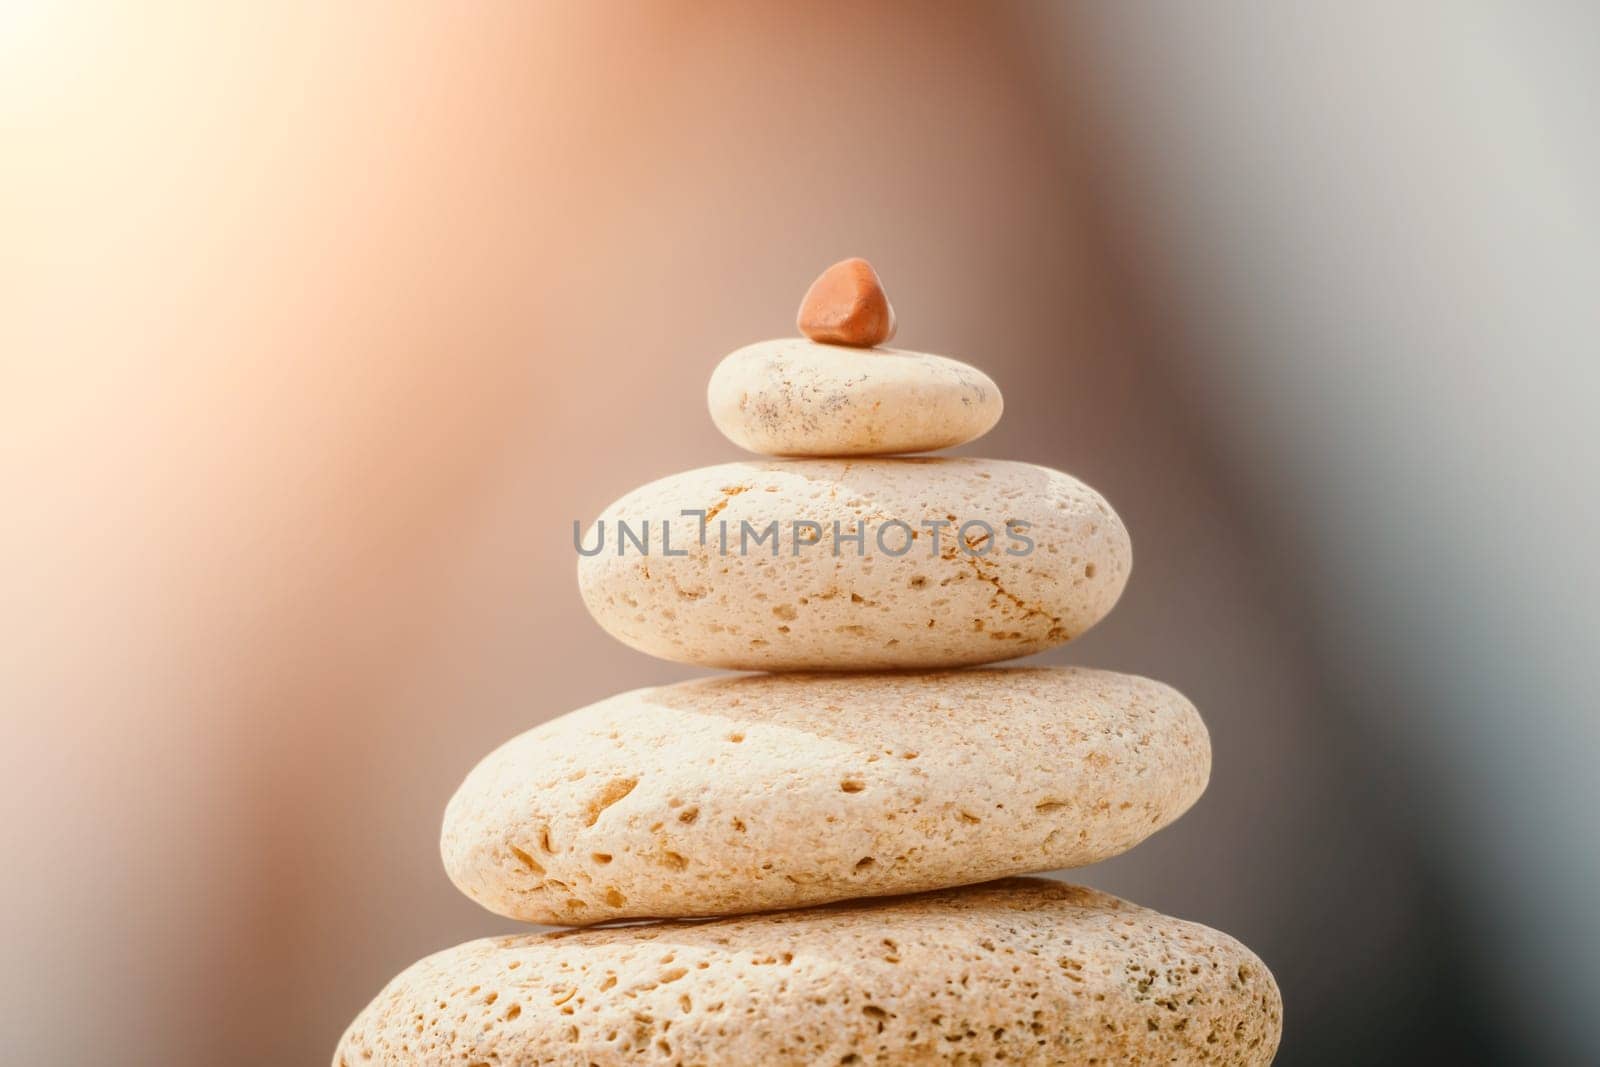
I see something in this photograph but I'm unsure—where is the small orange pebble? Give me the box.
[796,257,897,347]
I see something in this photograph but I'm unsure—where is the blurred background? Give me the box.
[4,2,1597,1064]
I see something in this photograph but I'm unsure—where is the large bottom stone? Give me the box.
[333,878,1282,1066]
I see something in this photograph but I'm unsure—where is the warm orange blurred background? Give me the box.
[5,3,1597,1064]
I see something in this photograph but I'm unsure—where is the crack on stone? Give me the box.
[962,556,1063,634]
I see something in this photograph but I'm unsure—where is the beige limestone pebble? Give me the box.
[441,667,1207,925]
[707,338,1002,455]
[576,457,1130,671]
[333,878,1283,1067]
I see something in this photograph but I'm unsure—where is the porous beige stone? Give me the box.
[442,668,1207,925]
[707,338,1001,455]
[333,878,1282,1067]
[576,457,1130,671]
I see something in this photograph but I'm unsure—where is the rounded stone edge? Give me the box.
[439,667,1208,925]
[333,878,1283,1067]
[705,339,1004,457]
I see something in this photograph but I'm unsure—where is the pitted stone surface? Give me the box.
[577,457,1131,671]
[333,878,1282,1066]
[442,668,1207,924]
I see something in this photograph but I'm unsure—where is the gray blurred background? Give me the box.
[3,2,1596,1064]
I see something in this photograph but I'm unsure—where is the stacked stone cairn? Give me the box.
[335,259,1284,1065]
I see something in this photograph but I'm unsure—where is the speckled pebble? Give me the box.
[332,878,1282,1067]
[441,668,1206,925]
[576,457,1130,671]
[708,338,1002,455]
